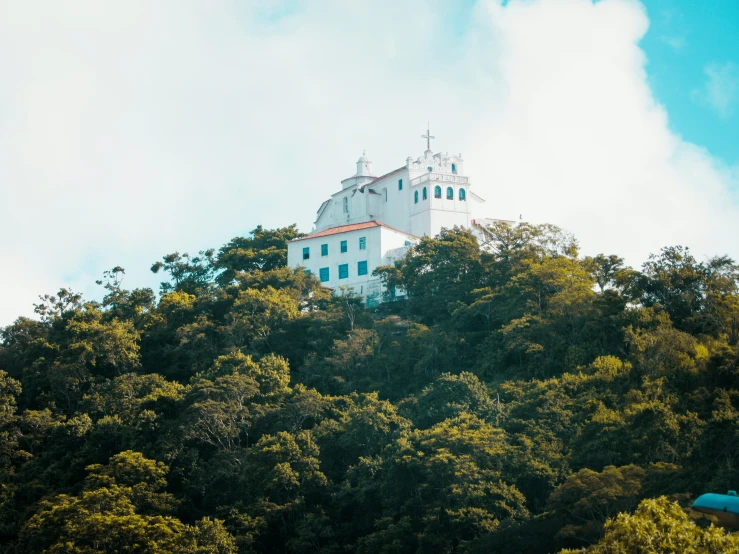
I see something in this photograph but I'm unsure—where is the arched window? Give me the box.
[446,187,453,200]
[459,188,466,201]
[427,166,433,172]
[434,185,441,198]
[451,163,457,174]
[343,197,348,214]
[414,190,419,204]
[422,187,427,200]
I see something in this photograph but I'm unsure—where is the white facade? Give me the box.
[313,147,487,239]
[287,138,494,303]
[286,221,416,305]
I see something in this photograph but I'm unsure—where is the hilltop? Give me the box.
[1,222,739,553]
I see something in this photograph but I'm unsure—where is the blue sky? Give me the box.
[640,0,738,165]
[0,0,738,326]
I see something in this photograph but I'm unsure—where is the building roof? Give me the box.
[365,166,406,186]
[289,221,417,242]
[336,166,406,196]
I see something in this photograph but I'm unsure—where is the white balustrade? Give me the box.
[410,173,469,186]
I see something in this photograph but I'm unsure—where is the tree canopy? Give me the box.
[2,222,739,553]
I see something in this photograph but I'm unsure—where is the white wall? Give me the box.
[312,150,482,240]
[314,186,375,231]
[287,225,417,299]
[366,169,412,234]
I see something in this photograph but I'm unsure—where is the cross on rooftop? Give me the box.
[422,123,435,151]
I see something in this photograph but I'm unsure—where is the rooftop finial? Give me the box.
[422,122,435,152]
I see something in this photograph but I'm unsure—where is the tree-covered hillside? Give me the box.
[2,222,739,553]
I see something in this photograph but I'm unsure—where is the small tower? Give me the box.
[341,150,377,189]
[355,150,375,177]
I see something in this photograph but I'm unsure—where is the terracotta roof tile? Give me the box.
[289,221,417,242]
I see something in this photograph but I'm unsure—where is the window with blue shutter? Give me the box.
[358,261,368,276]
[359,237,366,250]
[446,187,453,199]
[321,244,328,256]
[338,264,348,279]
[319,267,329,282]
[302,247,310,260]
[340,240,347,253]
[398,179,403,190]
[459,188,466,201]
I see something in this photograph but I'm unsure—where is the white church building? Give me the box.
[287,129,493,305]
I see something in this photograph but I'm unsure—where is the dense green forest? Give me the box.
[3,222,739,553]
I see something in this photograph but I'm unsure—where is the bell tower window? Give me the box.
[451,163,457,174]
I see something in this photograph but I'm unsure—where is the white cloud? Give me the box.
[0,0,738,326]
[699,61,739,118]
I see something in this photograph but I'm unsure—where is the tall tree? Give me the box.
[215,225,304,287]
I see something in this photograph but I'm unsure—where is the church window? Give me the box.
[451,163,457,174]
[321,244,328,256]
[459,188,466,201]
[427,166,433,172]
[414,191,418,204]
[340,240,347,253]
[359,237,366,250]
[358,261,368,276]
[339,264,349,279]
[434,186,441,198]
[319,267,329,282]
[422,187,427,200]
[343,197,348,214]
[446,187,453,200]
[302,247,310,260]
[398,179,403,190]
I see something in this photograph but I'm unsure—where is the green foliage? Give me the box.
[16,452,236,554]
[547,463,681,544]
[560,497,739,554]
[151,250,217,295]
[2,223,739,553]
[215,224,304,286]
